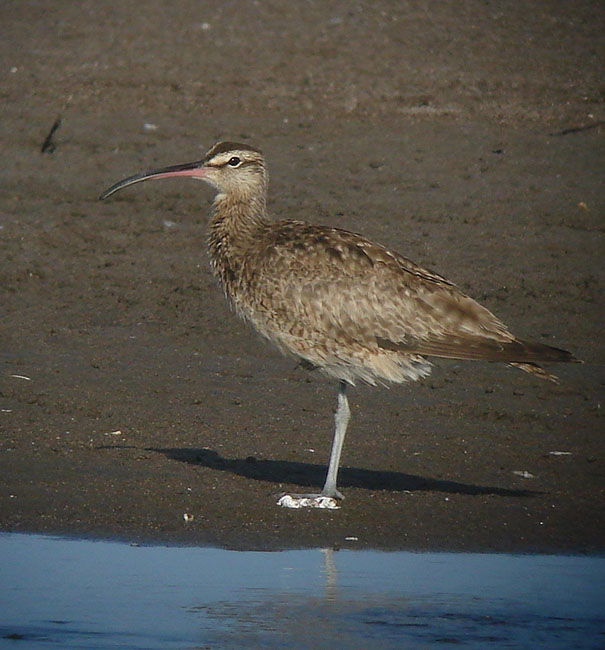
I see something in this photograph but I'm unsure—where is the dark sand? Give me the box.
[1,1,603,552]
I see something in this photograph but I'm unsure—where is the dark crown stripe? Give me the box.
[205,141,262,162]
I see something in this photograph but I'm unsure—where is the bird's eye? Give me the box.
[227,156,241,167]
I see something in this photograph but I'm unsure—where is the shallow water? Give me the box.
[0,533,603,649]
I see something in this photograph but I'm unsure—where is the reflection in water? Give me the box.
[0,533,603,649]
[322,547,338,601]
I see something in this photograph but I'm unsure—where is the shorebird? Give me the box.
[100,141,578,508]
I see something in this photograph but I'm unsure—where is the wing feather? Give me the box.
[251,222,577,370]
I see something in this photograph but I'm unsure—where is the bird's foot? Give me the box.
[276,493,341,509]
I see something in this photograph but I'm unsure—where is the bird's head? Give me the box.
[99,141,267,202]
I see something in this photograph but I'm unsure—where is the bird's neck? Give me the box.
[207,192,269,289]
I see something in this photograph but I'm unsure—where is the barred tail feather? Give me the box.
[510,362,560,384]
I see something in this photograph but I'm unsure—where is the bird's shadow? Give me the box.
[148,447,538,498]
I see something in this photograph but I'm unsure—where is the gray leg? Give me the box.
[321,380,350,499]
[276,380,351,508]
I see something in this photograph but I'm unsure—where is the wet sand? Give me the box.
[1,1,603,552]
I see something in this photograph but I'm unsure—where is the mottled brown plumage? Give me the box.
[100,141,578,505]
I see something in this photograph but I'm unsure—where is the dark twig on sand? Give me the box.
[550,121,604,137]
[41,117,62,153]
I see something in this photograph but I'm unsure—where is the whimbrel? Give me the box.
[100,141,578,508]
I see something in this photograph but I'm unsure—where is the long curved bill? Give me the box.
[99,160,207,200]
